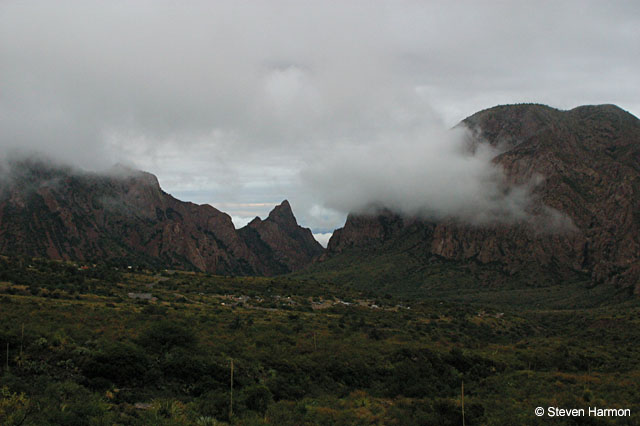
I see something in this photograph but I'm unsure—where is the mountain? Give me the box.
[0,159,322,275]
[315,104,640,295]
[238,200,324,275]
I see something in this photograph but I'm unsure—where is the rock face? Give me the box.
[325,104,640,291]
[238,200,324,275]
[0,160,321,275]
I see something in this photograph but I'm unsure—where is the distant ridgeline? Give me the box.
[1,104,638,296]
[0,160,322,275]
[309,104,640,295]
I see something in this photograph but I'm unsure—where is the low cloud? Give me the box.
[302,123,540,225]
[1,1,637,232]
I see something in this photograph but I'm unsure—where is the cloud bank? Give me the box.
[302,123,538,225]
[1,1,638,231]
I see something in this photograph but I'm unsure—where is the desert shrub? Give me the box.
[138,320,197,354]
[82,341,149,387]
[239,384,273,414]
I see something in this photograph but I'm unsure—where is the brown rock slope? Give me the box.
[238,200,324,275]
[0,160,321,275]
[324,104,640,292]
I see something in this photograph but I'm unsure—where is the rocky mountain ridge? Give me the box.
[0,160,322,275]
[2,103,637,294]
[323,104,640,292]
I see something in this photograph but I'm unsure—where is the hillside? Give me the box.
[0,160,322,275]
[311,104,640,296]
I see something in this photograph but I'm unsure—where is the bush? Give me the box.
[239,384,273,414]
[82,341,149,387]
[138,320,197,354]
[196,390,229,420]
[0,386,30,426]
[32,381,113,425]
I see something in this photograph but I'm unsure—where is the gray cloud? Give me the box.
[302,123,541,225]
[1,0,638,232]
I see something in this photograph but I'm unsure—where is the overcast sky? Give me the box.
[1,1,639,244]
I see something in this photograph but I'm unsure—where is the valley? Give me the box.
[1,256,639,425]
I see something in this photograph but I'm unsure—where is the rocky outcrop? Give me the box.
[0,160,321,275]
[325,104,640,291]
[238,200,324,274]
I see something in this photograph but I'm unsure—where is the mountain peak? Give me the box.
[248,216,262,226]
[267,200,297,226]
[273,199,291,211]
[239,199,324,272]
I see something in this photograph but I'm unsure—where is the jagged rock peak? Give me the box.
[267,200,297,226]
[248,216,262,226]
[239,199,324,273]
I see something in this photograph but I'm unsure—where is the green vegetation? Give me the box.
[0,255,639,424]
[294,244,634,310]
